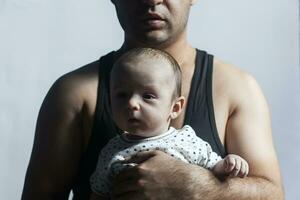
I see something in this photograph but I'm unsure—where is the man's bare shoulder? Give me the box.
[213,57,264,113]
[56,60,100,94]
[47,60,100,113]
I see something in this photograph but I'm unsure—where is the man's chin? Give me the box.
[137,32,170,47]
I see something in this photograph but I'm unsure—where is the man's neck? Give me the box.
[161,42,195,67]
[119,32,195,67]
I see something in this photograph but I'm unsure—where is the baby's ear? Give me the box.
[170,96,185,119]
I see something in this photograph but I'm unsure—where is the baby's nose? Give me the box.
[127,96,140,111]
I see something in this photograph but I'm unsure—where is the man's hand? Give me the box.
[111,150,197,200]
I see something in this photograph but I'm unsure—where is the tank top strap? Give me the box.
[184,49,226,157]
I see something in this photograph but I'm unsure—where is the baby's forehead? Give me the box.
[112,56,175,85]
[113,54,173,74]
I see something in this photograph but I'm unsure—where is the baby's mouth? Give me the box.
[128,118,141,124]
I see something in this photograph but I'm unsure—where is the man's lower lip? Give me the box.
[141,19,165,28]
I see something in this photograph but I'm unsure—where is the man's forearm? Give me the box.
[222,176,283,200]
[186,165,284,200]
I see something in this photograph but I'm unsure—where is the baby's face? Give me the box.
[110,56,176,137]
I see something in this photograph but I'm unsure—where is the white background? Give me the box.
[0,0,299,199]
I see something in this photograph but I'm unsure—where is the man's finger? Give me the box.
[112,178,143,197]
[114,166,140,183]
[125,150,157,164]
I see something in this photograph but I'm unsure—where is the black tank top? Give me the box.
[72,49,226,199]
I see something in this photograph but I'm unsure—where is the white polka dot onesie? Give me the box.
[90,125,222,196]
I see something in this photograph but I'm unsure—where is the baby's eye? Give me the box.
[143,93,156,100]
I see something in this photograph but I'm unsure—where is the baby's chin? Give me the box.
[123,128,158,139]
[124,133,149,140]
[124,130,152,138]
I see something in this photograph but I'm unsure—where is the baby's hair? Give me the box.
[113,47,182,99]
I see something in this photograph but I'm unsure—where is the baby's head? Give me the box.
[110,48,185,137]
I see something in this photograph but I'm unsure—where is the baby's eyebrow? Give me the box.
[142,85,159,93]
[142,83,159,89]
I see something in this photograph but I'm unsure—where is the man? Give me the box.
[22,0,284,199]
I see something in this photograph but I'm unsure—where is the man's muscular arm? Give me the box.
[21,71,91,200]
[185,70,284,199]
[225,71,283,199]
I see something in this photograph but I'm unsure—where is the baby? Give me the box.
[90,48,249,199]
